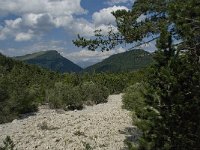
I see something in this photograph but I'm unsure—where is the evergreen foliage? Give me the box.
[0,53,60,123]
[74,0,200,149]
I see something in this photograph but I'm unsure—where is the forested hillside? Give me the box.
[14,50,82,73]
[84,49,153,72]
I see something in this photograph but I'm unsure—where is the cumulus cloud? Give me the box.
[0,15,55,41]
[59,6,128,37]
[66,47,126,63]
[0,40,68,56]
[0,0,130,42]
[22,13,55,30]
[15,30,34,41]
[0,0,86,17]
[68,18,95,37]
[92,6,128,26]
[0,0,88,41]
[0,18,22,40]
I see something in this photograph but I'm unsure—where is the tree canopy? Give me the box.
[74,0,200,57]
[74,0,200,149]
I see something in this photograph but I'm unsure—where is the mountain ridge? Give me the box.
[14,50,83,73]
[83,49,153,72]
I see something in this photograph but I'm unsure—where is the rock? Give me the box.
[12,119,18,123]
[0,94,136,150]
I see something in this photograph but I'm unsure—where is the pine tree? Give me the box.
[73,0,200,149]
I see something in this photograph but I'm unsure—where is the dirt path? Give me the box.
[0,94,137,150]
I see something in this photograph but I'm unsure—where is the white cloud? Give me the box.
[96,24,118,35]
[0,16,47,41]
[0,18,22,40]
[0,27,10,40]
[55,6,128,37]
[136,40,157,52]
[24,40,67,52]
[54,16,73,28]
[0,0,88,41]
[5,18,22,29]
[68,19,95,37]
[0,0,130,42]
[0,0,86,17]
[15,30,34,41]
[92,6,128,26]
[106,0,135,5]
[0,40,68,56]
[66,47,126,63]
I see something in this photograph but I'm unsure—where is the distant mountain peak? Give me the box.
[14,50,82,73]
[42,50,59,54]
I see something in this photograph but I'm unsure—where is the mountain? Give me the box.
[14,50,82,73]
[84,49,153,72]
[77,61,99,69]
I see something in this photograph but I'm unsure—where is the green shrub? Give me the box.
[122,83,146,111]
[47,82,83,110]
[47,81,109,110]
[46,82,69,109]
[81,81,109,105]
[82,142,93,150]
[12,88,38,114]
[63,86,83,110]
[0,85,38,124]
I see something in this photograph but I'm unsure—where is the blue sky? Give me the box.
[0,0,155,67]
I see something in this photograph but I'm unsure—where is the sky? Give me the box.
[0,0,155,67]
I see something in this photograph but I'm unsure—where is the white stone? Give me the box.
[0,94,136,150]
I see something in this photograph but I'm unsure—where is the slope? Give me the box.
[0,53,60,123]
[14,50,82,73]
[84,49,153,73]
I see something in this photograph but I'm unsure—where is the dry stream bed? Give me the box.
[0,94,138,150]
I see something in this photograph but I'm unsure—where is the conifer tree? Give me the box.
[74,0,200,149]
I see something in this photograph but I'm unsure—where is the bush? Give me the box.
[46,82,69,109]
[122,82,149,149]
[0,85,38,124]
[63,86,83,110]
[47,81,109,110]
[11,88,38,114]
[47,82,83,110]
[81,81,109,105]
[122,83,146,111]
